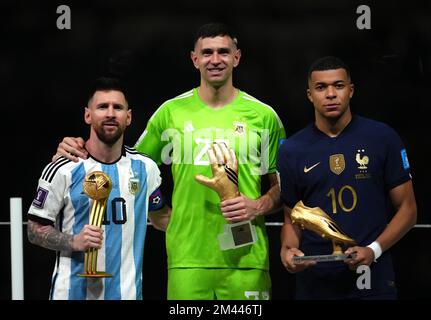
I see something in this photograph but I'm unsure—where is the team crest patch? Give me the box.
[233,122,246,136]
[329,154,345,175]
[129,178,140,194]
[355,149,371,179]
[356,149,369,170]
[32,187,49,209]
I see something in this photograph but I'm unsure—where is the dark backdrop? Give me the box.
[1,0,430,300]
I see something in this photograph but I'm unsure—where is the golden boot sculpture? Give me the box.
[291,201,356,255]
[195,142,240,201]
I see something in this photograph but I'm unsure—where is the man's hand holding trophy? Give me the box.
[195,142,258,250]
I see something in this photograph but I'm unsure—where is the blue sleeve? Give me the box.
[276,141,300,208]
[383,127,412,191]
[148,188,165,211]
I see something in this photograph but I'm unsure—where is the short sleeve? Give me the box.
[28,162,67,223]
[265,110,286,174]
[135,104,170,165]
[383,127,412,190]
[146,159,162,195]
[276,141,300,208]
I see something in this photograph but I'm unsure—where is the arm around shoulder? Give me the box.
[52,136,87,162]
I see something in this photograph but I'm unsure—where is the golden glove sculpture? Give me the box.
[195,142,257,250]
[195,142,240,201]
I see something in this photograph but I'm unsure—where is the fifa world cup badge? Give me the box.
[129,177,139,194]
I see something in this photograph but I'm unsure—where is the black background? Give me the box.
[1,0,430,300]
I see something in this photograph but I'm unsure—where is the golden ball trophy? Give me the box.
[195,142,257,251]
[77,171,113,278]
[291,201,357,263]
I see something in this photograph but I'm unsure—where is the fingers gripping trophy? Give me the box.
[78,171,113,277]
[195,143,258,250]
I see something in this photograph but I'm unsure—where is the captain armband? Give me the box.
[148,188,165,211]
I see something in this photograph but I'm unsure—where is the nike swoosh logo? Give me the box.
[304,162,321,173]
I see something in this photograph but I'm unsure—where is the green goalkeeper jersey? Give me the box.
[135,88,285,270]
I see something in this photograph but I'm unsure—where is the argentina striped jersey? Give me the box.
[28,146,161,300]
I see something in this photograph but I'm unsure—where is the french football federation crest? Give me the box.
[329,154,345,175]
[129,177,139,194]
[233,122,246,136]
[356,149,369,170]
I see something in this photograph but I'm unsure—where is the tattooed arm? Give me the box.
[27,220,103,252]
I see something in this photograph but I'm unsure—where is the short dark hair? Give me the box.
[308,56,351,80]
[88,77,128,105]
[193,22,239,48]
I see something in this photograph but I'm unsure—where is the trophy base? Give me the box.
[293,252,357,263]
[77,271,113,278]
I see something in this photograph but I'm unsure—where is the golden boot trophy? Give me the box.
[195,142,257,250]
[291,201,357,263]
[77,171,113,277]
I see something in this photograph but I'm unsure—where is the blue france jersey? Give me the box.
[28,146,162,300]
[277,116,411,287]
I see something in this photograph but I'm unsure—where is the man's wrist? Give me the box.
[70,234,78,251]
[257,193,277,216]
[254,196,268,217]
[367,241,382,261]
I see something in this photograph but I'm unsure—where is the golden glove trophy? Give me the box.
[77,171,113,278]
[291,201,357,263]
[195,142,257,251]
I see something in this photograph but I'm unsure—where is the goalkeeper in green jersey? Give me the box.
[53,22,286,300]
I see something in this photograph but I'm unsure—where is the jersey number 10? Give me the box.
[326,185,358,214]
[102,197,127,225]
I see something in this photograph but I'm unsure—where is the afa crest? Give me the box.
[233,122,246,136]
[129,177,140,195]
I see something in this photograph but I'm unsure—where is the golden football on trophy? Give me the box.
[83,171,112,200]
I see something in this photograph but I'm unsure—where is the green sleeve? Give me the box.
[134,105,169,165]
[266,112,286,174]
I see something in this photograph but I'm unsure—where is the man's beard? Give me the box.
[95,126,124,145]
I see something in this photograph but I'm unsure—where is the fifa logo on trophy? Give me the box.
[78,171,113,278]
